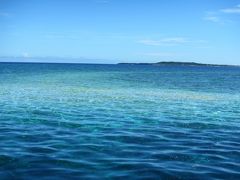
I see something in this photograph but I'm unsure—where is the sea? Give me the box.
[0,62,240,179]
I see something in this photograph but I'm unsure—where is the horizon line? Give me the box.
[0,60,239,67]
[0,56,239,66]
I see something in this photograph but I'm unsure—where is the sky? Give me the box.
[0,0,240,64]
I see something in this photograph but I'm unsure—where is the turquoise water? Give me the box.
[0,62,240,179]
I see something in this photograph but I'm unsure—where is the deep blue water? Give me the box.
[0,62,240,179]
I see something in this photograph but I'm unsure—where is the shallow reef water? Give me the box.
[0,63,240,179]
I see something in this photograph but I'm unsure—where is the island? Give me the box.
[118,61,237,67]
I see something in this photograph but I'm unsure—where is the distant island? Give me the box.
[118,61,237,67]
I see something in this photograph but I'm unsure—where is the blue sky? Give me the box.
[0,0,240,64]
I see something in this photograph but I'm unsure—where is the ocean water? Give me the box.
[0,62,240,179]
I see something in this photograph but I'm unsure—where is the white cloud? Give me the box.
[204,15,220,23]
[161,37,188,43]
[138,37,188,46]
[138,40,164,46]
[203,11,230,24]
[138,37,206,46]
[221,4,240,14]
[204,4,240,24]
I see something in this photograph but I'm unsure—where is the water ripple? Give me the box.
[0,63,240,179]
